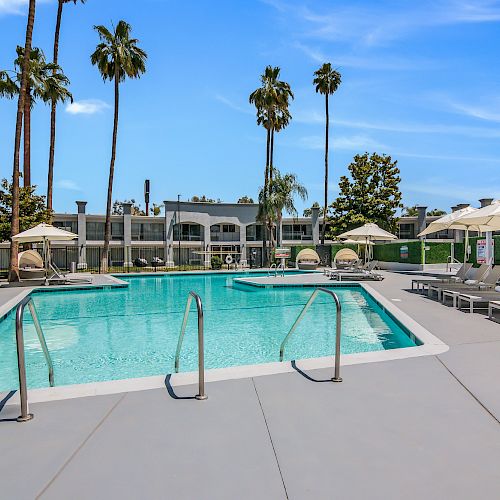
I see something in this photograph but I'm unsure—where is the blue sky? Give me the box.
[1,0,500,215]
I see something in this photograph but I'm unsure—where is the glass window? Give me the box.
[132,223,165,241]
[86,222,105,240]
[53,221,77,234]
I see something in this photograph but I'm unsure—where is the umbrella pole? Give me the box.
[464,229,469,265]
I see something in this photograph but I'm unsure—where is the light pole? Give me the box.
[177,194,181,267]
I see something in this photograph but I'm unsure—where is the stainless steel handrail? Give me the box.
[446,255,461,272]
[268,263,277,277]
[174,291,207,400]
[15,295,55,422]
[279,288,342,382]
[275,263,285,278]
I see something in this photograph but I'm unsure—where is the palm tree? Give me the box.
[268,168,308,247]
[0,70,16,98]
[13,46,72,187]
[48,0,86,211]
[91,21,147,273]
[9,0,36,282]
[249,66,293,265]
[313,63,341,245]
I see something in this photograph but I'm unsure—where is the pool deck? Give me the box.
[1,271,500,499]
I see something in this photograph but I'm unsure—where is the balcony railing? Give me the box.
[210,233,240,242]
[282,232,313,241]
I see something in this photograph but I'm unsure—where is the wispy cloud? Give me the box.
[214,94,253,115]
[0,0,51,15]
[264,0,500,47]
[445,99,500,122]
[299,134,387,151]
[55,179,81,191]
[294,111,500,139]
[65,99,109,115]
[403,180,500,202]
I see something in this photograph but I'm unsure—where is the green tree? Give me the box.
[313,63,341,245]
[237,196,254,204]
[48,0,86,212]
[267,168,308,247]
[91,20,147,273]
[112,199,145,216]
[191,195,217,203]
[328,152,402,236]
[303,201,323,217]
[427,208,446,216]
[402,205,419,217]
[150,203,162,216]
[9,0,36,282]
[249,66,293,265]
[13,46,72,187]
[0,179,52,242]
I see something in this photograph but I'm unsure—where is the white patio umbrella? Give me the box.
[338,223,397,261]
[457,200,500,230]
[12,223,78,281]
[417,206,493,264]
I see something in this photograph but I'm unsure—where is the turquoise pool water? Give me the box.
[0,272,418,390]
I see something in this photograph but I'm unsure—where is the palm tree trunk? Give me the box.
[269,128,274,182]
[47,0,63,212]
[23,90,31,187]
[9,0,36,282]
[262,127,271,267]
[101,69,120,273]
[321,93,329,245]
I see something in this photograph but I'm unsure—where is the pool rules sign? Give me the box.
[477,238,494,264]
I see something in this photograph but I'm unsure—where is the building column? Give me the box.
[312,206,320,245]
[76,201,87,269]
[164,204,175,267]
[122,202,132,266]
[416,206,427,238]
[203,224,211,267]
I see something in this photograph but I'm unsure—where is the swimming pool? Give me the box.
[0,272,419,391]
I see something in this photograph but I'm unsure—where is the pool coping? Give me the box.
[1,272,448,405]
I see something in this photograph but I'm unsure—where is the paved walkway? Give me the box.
[0,272,499,499]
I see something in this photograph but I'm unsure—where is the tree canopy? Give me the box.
[303,201,324,217]
[112,199,145,215]
[0,179,51,242]
[328,152,402,236]
[237,196,254,204]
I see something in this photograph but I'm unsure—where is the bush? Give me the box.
[210,255,223,270]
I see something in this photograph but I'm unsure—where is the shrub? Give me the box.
[211,255,223,270]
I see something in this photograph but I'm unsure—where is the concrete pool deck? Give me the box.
[0,271,499,499]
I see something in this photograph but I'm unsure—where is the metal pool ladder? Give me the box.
[174,291,207,400]
[279,288,343,382]
[15,295,55,422]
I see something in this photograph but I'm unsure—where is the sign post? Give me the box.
[275,247,291,270]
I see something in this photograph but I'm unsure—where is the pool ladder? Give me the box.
[268,263,285,278]
[15,295,54,422]
[279,288,343,382]
[174,291,207,400]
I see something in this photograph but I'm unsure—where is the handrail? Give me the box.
[275,262,285,278]
[279,288,342,382]
[268,263,277,277]
[446,255,461,272]
[15,295,54,422]
[174,291,207,400]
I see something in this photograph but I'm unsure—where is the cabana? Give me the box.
[296,248,320,270]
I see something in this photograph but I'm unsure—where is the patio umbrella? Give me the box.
[417,206,493,264]
[456,200,500,230]
[338,223,397,261]
[12,223,78,280]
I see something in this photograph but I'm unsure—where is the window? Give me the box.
[211,224,239,241]
[282,224,312,241]
[112,222,124,241]
[86,222,105,240]
[173,223,202,241]
[398,223,415,239]
[53,221,77,234]
[132,223,165,241]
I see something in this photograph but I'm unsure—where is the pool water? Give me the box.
[0,273,418,390]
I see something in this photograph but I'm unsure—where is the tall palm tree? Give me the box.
[48,0,86,211]
[91,20,147,273]
[268,168,308,247]
[249,66,293,265]
[0,71,16,98]
[9,0,36,282]
[313,62,341,245]
[13,46,72,187]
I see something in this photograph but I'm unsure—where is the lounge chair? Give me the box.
[457,290,500,313]
[296,248,321,270]
[440,266,500,307]
[428,264,490,300]
[411,263,472,292]
[488,300,500,322]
